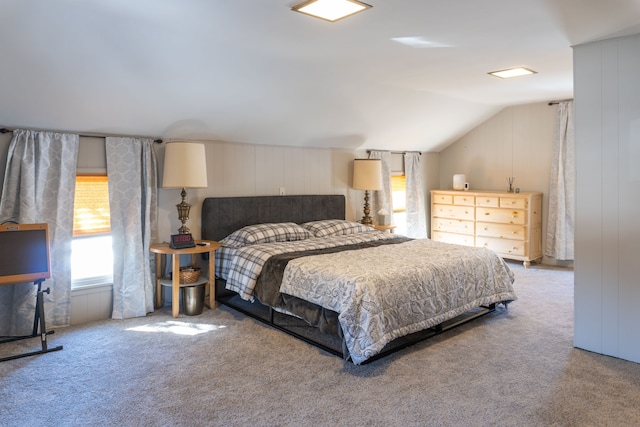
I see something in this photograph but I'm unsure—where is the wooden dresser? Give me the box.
[430,190,543,267]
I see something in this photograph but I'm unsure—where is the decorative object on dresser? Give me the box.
[162,142,208,234]
[453,174,466,190]
[431,190,543,267]
[352,159,382,226]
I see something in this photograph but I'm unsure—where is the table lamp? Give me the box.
[162,142,208,234]
[352,159,382,226]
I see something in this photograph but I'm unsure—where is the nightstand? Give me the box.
[150,240,220,318]
[373,224,396,233]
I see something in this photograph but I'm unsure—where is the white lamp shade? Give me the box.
[162,142,208,188]
[353,159,382,190]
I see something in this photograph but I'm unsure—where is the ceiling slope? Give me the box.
[1,0,639,152]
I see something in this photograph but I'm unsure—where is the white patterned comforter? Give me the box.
[219,231,398,301]
[279,239,516,364]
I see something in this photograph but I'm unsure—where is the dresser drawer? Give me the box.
[453,195,475,206]
[433,204,475,220]
[476,222,527,240]
[431,190,542,267]
[433,218,475,235]
[475,196,499,207]
[432,231,475,247]
[476,236,527,257]
[476,207,525,225]
[500,197,526,209]
[432,194,453,205]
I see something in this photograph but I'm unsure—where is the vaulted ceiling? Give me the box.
[2,1,639,152]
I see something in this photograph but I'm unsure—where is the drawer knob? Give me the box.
[485,212,490,215]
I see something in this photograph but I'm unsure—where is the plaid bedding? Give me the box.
[216,231,397,301]
[301,219,371,237]
[220,222,311,247]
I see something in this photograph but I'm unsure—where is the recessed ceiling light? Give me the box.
[488,67,537,79]
[292,0,372,22]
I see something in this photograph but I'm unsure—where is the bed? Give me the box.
[202,195,516,364]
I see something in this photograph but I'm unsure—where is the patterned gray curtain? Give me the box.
[404,152,427,238]
[368,150,393,223]
[106,137,158,318]
[545,101,575,260]
[0,130,79,335]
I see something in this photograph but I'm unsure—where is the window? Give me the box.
[71,175,113,287]
[389,152,408,235]
[73,175,110,236]
[391,174,407,235]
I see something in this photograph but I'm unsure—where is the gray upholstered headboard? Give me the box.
[201,195,346,242]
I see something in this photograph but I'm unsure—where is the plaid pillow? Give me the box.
[301,219,372,238]
[220,222,311,247]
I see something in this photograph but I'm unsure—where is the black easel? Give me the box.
[0,280,63,362]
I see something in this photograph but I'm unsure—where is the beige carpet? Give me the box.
[2,262,640,426]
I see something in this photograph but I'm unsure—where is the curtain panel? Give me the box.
[404,152,427,238]
[368,150,393,224]
[106,137,158,319]
[0,130,79,335]
[545,101,575,260]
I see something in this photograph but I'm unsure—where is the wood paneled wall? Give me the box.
[574,34,640,364]
[156,141,362,240]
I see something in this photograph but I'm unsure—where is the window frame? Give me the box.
[71,173,113,289]
[390,152,407,235]
[391,174,407,214]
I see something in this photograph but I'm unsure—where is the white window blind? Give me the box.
[73,175,110,236]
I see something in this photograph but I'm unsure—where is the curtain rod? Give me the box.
[0,127,163,144]
[367,149,422,155]
[548,99,573,106]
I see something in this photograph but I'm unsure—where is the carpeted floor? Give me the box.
[2,262,640,426]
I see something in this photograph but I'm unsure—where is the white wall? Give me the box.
[156,141,362,242]
[573,34,640,364]
[438,102,565,266]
